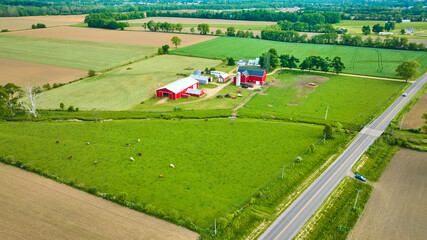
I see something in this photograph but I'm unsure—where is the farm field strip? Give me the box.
[36,55,221,111]
[333,20,427,37]
[8,26,218,47]
[0,119,325,227]
[0,34,157,71]
[0,15,85,30]
[171,37,427,78]
[0,58,87,87]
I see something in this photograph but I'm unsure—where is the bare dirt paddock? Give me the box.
[9,26,218,47]
[0,15,85,30]
[348,149,427,240]
[0,163,198,240]
[0,58,87,87]
[402,94,427,129]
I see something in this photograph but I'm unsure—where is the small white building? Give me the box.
[404,28,415,34]
[247,58,260,67]
[211,71,226,78]
[402,19,411,23]
[190,74,211,85]
[236,59,248,66]
[218,73,230,82]
[379,32,394,36]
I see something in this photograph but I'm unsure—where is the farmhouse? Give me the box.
[218,73,230,82]
[156,77,204,100]
[234,67,267,85]
[236,59,248,66]
[247,58,261,67]
[404,28,415,34]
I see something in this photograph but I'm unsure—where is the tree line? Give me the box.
[258,48,345,74]
[84,12,145,30]
[261,29,425,51]
[277,20,338,33]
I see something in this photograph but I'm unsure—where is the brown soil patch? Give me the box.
[0,58,87,87]
[402,94,427,129]
[0,163,198,240]
[294,75,329,96]
[348,149,427,240]
[126,17,276,25]
[286,102,300,106]
[0,15,85,30]
[9,26,217,47]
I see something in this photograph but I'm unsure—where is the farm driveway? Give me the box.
[348,149,427,240]
[0,163,199,240]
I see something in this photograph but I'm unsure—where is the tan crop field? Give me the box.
[348,149,427,240]
[126,16,276,25]
[0,15,85,30]
[402,94,427,129]
[9,26,218,47]
[0,58,87,87]
[0,163,198,240]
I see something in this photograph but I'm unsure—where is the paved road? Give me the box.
[259,73,427,240]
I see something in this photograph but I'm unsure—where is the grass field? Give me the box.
[171,37,427,78]
[36,55,221,111]
[334,20,427,38]
[0,119,325,228]
[240,71,406,127]
[0,34,157,71]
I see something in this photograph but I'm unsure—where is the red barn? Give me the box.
[156,77,201,100]
[233,67,267,85]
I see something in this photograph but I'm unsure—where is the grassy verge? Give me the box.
[295,177,372,240]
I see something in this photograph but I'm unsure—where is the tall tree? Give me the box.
[395,60,420,82]
[362,25,371,35]
[197,23,209,35]
[330,57,345,74]
[21,85,39,118]
[226,26,235,36]
[171,36,182,48]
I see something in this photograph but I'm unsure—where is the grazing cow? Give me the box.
[138,153,142,156]
[126,143,130,146]
[56,140,60,144]
[158,175,164,178]
[86,142,90,145]
[68,156,72,159]
[130,157,135,161]
[170,164,175,168]
[94,161,98,165]
[138,139,141,142]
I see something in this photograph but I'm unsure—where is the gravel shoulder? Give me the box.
[0,163,199,240]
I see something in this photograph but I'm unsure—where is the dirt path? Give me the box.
[0,163,198,240]
[348,149,427,240]
[402,94,427,129]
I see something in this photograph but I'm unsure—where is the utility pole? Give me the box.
[214,218,217,235]
[325,105,329,120]
[353,189,361,210]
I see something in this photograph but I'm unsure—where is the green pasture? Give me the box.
[0,34,157,71]
[0,119,324,227]
[36,55,221,111]
[334,20,427,38]
[240,71,406,127]
[171,37,427,78]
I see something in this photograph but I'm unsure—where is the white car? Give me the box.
[402,93,407,97]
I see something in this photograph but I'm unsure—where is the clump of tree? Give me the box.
[85,13,131,30]
[197,23,209,35]
[158,45,170,55]
[259,48,279,72]
[31,23,46,29]
[88,70,96,77]
[279,54,299,69]
[171,36,182,48]
[145,21,183,32]
[362,25,371,35]
[1,29,9,32]
[226,57,235,66]
[0,83,22,117]
[395,60,420,82]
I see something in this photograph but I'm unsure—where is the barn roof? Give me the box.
[237,67,266,77]
[190,74,210,81]
[157,77,198,94]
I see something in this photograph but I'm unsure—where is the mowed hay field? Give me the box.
[36,55,221,110]
[0,119,324,227]
[9,26,218,47]
[0,164,198,240]
[172,37,427,78]
[0,15,85,30]
[0,58,87,86]
[0,34,157,71]
[240,71,406,127]
[348,149,427,240]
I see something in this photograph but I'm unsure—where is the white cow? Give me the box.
[170,164,175,168]
[130,157,135,161]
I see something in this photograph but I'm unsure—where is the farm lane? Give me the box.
[259,72,427,240]
[0,163,199,240]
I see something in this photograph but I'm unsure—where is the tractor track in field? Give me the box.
[375,49,384,73]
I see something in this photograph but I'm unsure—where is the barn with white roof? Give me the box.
[156,77,204,100]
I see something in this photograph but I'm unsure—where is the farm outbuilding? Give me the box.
[233,67,267,85]
[186,88,204,97]
[156,77,200,100]
[218,73,230,82]
[190,74,211,84]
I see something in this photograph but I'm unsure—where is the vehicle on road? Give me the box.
[402,92,407,97]
[355,174,367,182]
